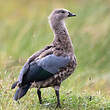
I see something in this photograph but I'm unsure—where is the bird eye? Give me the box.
[61,11,65,13]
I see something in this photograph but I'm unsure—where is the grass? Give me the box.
[0,0,110,109]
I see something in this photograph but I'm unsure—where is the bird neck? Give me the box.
[51,21,74,54]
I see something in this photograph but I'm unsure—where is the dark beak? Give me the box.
[68,12,76,17]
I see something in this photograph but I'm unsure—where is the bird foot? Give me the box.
[56,103,61,108]
[39,100,42,104]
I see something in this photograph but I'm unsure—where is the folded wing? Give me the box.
[19,54,70,85]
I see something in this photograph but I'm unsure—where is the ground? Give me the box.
[0,0,110,110]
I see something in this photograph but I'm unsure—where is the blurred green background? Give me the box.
[0,0,110,109]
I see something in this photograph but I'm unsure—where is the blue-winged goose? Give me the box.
[11,9,77,107]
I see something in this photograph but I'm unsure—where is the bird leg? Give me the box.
[54,85,61,108]
[37,89,42,104]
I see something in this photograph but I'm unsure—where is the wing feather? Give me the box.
[17,45,53,84]
[17,47,70,84]
[37,54,70,74]
[21,54,70,83]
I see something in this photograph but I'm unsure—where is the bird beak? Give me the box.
[68,12,76,17]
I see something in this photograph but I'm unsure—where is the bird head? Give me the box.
[49,9,76,22]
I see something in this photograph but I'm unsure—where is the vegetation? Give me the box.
[0,0,110,109]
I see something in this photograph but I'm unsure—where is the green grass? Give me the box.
[0,0,110,109]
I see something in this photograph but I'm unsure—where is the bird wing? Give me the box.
[18,54,70,84]
[17,45,53,84]
[27,45,53,63]
[36,54,70,74]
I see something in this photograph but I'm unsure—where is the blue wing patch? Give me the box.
[18,54,70,83]
[36,54,70,74]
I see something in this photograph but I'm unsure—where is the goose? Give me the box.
[11,9,77,108]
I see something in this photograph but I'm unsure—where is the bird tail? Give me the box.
[11,81,19,89]
[14,83,31,101]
